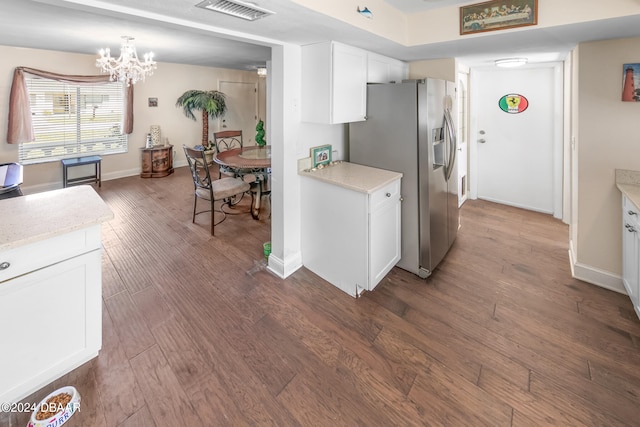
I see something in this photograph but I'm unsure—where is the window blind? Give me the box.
[19,76,128,164]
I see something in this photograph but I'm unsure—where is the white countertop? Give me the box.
[299,161,402,194]
[0,185,114,251]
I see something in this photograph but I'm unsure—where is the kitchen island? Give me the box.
[300,161,402,297]
[0,185,113,404]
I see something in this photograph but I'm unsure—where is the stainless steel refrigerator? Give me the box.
[349,79,458,278]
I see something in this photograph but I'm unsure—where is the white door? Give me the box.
[218,81,258,146]
[457,72,469,206]
[470,65,562,216]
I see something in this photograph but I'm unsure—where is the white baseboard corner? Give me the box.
[568,247,626,295]
[267,251,303,279]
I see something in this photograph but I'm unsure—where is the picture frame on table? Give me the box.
[460,0,537,35]
[311,144,332,168]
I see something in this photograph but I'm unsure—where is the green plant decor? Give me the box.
[175,90,227,147]
[255,119,266,147]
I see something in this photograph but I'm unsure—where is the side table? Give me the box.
[141,145,174,178]
[61,156,101,188]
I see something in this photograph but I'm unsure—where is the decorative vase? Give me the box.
[150,125,161,146]
[204,149,215,165]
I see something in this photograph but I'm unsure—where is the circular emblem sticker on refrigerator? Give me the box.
[498,94,529,114]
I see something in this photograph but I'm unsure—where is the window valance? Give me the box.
[7,67,133,144]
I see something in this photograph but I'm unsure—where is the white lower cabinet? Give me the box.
[0,226,103,404]
[301,166,401,297]
[622,195,640,319]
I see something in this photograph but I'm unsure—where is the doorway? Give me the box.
[457,71,469,207]
[218,81,259,145]
[469,63,563,218]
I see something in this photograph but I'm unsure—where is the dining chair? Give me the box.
[214,130,243,178]
[183,145,251,235]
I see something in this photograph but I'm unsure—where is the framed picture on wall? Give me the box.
[622,63,640,101]
[460,0,537,35]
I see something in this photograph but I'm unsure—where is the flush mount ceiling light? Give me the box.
[196,0,275,21]
[96,36,157,86]
[495,58,528,68]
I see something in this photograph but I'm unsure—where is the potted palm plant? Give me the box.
[175,90,227,162]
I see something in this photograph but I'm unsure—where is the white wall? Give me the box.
[292,0,640,50]
[0,45,261,192]
[571,37,640,293]
[408,58,456,81]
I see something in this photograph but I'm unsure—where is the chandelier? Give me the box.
[96,36,157,85]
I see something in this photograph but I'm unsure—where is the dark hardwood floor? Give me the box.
[3,166,640,426]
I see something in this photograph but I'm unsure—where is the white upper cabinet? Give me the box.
[302,41,367,124]
[367,52,408,84]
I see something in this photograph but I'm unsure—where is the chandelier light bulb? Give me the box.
[96,36,157,86]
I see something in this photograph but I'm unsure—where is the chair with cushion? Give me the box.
[183,145,251,235]
[214,130,243,178]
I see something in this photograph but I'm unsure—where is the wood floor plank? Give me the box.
[588,359,640,403]
[493,303,640,379]
[478,366,588,426]
[101,249,127,299]
[370,271,533,390]
[150,317,214,393]
[14,169,640,426]
[93,300,146,426]
[104,290,156,359]
[118,405,157,427]
[407,369,511,427]
[103,244,155,294]
[529,371,634,427]
[129,345,204,426]
[277,365,392,427]
[131,285,174,330]
[190,329,299,425]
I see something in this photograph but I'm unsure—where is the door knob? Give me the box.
[479,130,486,135]
[478,139,486,143]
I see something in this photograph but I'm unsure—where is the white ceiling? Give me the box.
[2,0,640,71]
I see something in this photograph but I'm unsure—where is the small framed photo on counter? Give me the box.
[311,144,332,168]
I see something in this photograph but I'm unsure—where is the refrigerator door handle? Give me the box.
[444,108,457,181]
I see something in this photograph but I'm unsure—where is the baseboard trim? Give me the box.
[21,165,189,195]
[568,243,625,294]
[267,252,303,279]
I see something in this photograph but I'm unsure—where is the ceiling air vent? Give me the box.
[196,0,275,21]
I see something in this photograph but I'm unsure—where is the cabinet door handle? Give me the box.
[386,192,391,197]
[629,210,638,216]
[626,223,636,232]
[0,261,10,270]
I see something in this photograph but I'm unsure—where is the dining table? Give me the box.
[213,145,271,219]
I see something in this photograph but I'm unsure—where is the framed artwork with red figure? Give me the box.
[622,63,640,102]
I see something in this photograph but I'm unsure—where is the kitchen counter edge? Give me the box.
[0,185,114,251]
[299,162,402,194]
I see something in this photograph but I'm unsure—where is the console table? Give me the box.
[61,155,101,188]
[141,145,174,178]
